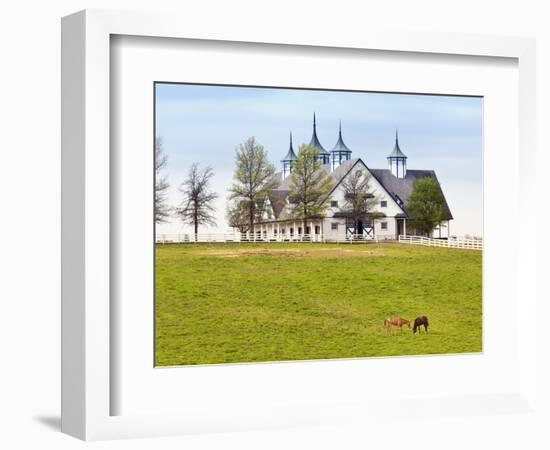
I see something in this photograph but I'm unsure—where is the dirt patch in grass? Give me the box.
[199,247,387,258]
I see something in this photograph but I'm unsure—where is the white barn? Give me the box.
[253,115,453,241]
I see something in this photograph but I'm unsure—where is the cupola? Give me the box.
[330,121,352,170]
[281,132,297,178]
[387,129,408,178]
[309,113,330,165]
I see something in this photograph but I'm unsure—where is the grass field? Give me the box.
[155,242,482,366]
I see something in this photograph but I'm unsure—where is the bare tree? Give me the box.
[226,200,251,233]
[340,168,380,232]
[288,144,334,231]
[226,198,270,234]
[176,163,218,237]
[229,137,278,233]
[155,137,171,223]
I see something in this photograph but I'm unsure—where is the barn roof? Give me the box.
[267,159,452,220]
[369,168,453,220]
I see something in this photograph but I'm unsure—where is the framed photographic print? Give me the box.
[153,83,481,367]
[61,9,538,441]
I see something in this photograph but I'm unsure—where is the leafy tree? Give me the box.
[176,163,218,236]
[155,137,171,223]
[407,176,446,236]
[288,144,334,231]
[229,137,278,233]
[340,168,380,232]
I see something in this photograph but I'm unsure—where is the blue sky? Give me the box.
[155,83,483,237]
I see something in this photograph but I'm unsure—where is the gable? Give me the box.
[266,190,288,219]
[328,159,405,216]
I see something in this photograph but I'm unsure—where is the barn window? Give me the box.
[331,200,338,207]
[331,223,339,231]
[381,200,387,208]
[381,222,388,230]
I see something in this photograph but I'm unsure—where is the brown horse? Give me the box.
[413,316,429,334]
[384,316,410,333]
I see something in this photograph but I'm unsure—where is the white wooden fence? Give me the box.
[155,233,387,244]
[398,235,483,250]
[155,233,483,249]
[156,233,242,243]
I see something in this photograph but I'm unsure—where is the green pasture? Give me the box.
[155,242,482,366]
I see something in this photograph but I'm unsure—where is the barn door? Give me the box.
[346,219,374,240]
[363,223,374,239]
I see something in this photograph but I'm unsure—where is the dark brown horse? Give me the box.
[413,316,429,334]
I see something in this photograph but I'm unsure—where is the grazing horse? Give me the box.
[384,316,410,333]
[413,316,429,334]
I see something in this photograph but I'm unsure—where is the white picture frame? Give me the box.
[61,9,538,441]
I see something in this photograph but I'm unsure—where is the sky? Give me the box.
[155,83,483,237]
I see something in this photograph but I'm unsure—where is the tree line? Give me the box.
[155,136,446,236]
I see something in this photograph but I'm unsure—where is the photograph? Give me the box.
[154,83,483,366]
